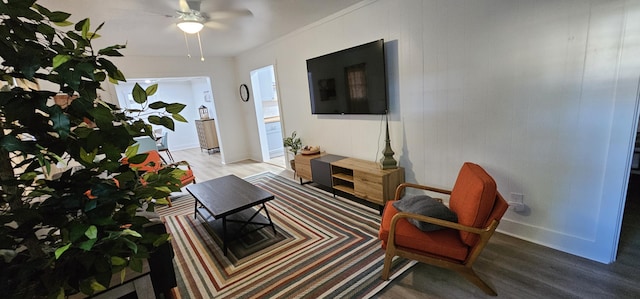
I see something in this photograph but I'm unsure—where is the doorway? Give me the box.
[249,65,285,168]
[617,87,640,261]
[113,76,222,160]
[619,126,640,258]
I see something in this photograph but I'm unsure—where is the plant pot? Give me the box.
[290,159,296,171]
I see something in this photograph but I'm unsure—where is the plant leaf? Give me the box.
[159,116,175,131]
[132,83,147,104]
[84,200,97,212]
[89,279,107,292]
[79,147,97,164]
[125,144,139,158]
[165,103,186,114]
[52,54,71,69]
[54,20,73,26]
[111,256,127,266]
[148,115,161,125]
[55,243,71,259]
[155,198,170,205]
[19,171,37,181]
[55,287,65,299]
[0,135,26,151]
[70,223,89,242]
[122,238,138,253]
[154,186,172,193]
[79,18,90,39]
[153,234,171,247]
[79,238,97,251]
[148,101,167,109]
[85,225,97,239]
[172,113,187,123]
[51,109,70,139]
[129,258,143,272]
[122,229,142,238]
[49,11,71,23]
[145,84,158,96]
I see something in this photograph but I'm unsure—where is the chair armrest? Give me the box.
[394,182,452,200]
[166,160,192,170]
[391,211,493,235]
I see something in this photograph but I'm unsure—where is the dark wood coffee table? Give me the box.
[185,174,276,256]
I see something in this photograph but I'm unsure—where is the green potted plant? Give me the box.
[283,131,302,170]
[0,1,187,298]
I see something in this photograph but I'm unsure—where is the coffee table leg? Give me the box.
[194,200,198,219]
[222,216,228,256]
[262,203,277,235]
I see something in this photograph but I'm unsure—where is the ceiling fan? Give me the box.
[170,0,252,60]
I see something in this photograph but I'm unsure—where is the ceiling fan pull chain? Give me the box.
[197,32,205,61]
[183,32,192,58]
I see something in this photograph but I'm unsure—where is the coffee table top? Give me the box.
[186,174,274,218]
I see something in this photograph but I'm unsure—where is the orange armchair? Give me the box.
[378,162,508,296]
[123,150,195,206]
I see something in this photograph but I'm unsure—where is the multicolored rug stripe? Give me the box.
[157,172,415,298]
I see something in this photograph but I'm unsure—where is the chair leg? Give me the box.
[456,267,497,296]
[166,196,173,207]
[159,154,168,164]
[165,149,174,163]
[381,250,395,280]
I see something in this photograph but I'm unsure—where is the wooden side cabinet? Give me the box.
[295,153,324,182]
[195,119,219,152]
[331,157,404,206]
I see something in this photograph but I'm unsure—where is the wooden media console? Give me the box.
[295,153,404,207]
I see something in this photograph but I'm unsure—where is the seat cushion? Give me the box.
[379,201,469,261]
[449,163,497,246]
[392,195,458,231]
[180,169,195,185]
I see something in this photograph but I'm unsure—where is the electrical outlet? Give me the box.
[510,192,523,203]
[510,192,525,212]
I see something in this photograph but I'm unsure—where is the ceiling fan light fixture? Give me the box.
[177,21,204,34]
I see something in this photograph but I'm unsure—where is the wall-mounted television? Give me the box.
[306,39,387,115]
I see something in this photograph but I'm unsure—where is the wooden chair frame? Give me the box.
[382,182,502,296]
[160,160,195,207]
[125,151,196,207]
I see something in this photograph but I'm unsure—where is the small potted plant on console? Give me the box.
[283,131,302,170]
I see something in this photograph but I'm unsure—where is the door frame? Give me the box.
[249,64,285,165]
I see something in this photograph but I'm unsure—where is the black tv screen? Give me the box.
[306,39,388,114]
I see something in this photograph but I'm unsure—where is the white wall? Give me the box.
[235,0,640,263]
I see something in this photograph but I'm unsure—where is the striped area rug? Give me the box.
[156,172,415,298]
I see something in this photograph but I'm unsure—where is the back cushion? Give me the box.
[123,151,163,173]
[449,163,497,246]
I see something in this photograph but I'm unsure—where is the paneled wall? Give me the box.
[235,0,640,263]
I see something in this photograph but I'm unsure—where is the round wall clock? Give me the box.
[239,84,250,102]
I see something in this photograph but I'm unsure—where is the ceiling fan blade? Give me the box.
[178,0,191,12]
[186,0,202,12]
[208,9,253,20]
[204,21,227,30]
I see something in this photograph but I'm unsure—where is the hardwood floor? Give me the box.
[170,148,640,299]
[171,148,290,181]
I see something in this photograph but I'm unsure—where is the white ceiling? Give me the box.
[39,0,364,58]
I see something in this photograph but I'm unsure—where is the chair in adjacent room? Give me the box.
[123,150,195,207]
[378,162,509,296]
[156,131,174,163]
[133,136,158,154]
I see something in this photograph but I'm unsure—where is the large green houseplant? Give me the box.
[0,1,187,298]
